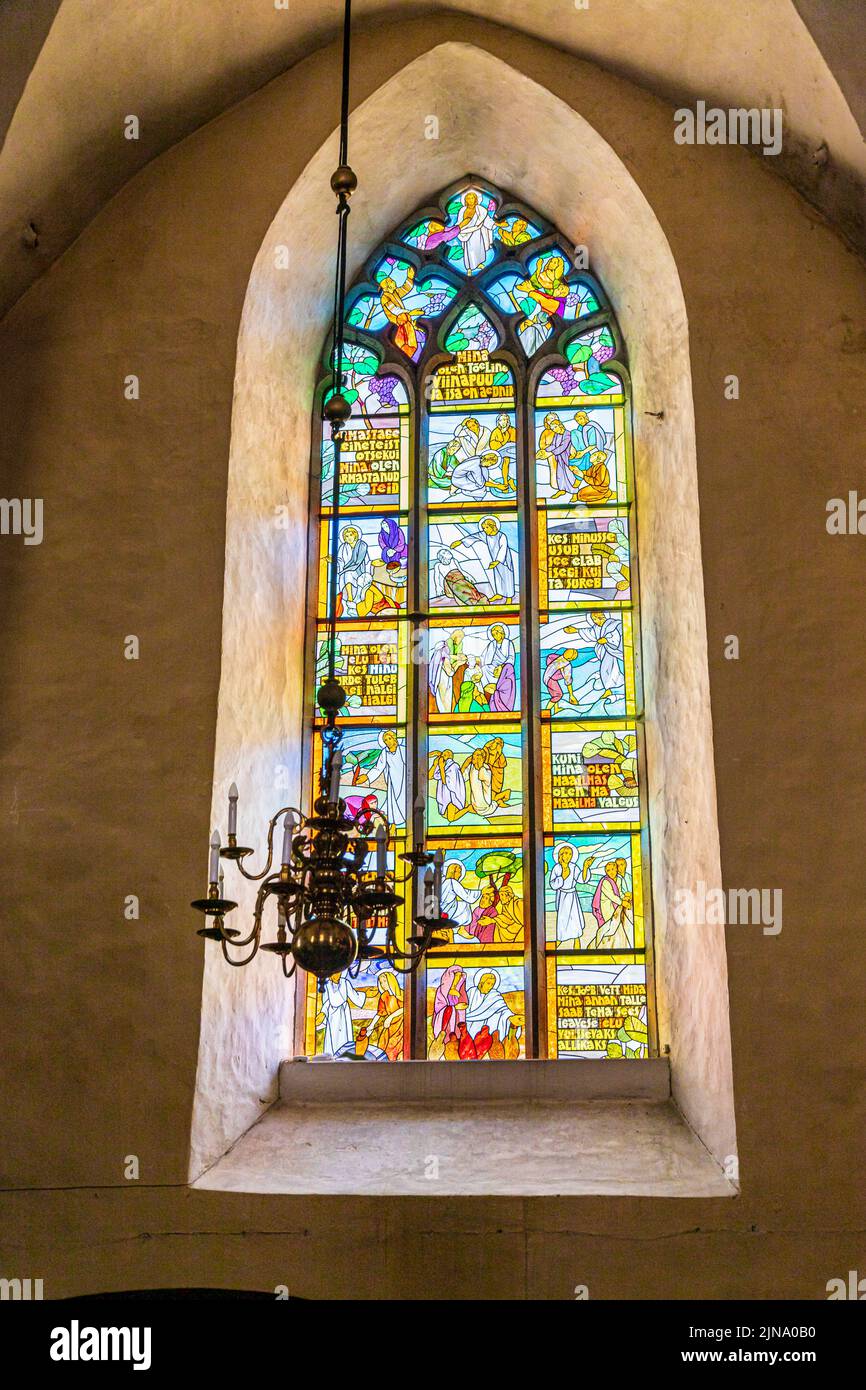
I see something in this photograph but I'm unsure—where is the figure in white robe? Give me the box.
[568,613,625,708]
[549,846,584,946]
[449,516,516,601]
[466,969,513,1042]
[431,751,466,818]
[428,639,454,714]
[322,973,365,1055]
[458,195,496,274]
[452,418,487,459]
[336,526,372,617]
[463,750,498,817]
[480,625,517,713]
[440,863,481,928]
[450,453,501,501]
[365,731,406,827]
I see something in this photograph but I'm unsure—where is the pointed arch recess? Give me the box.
[191,42,735,1186]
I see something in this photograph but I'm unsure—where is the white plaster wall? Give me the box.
[191,41,736,1178]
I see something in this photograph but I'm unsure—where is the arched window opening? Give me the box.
[301,178,655,1062]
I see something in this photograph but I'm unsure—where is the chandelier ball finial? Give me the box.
[317,676,347,717]
[292,917,356,979]
[330,164,358,198]
[323,392,352,428]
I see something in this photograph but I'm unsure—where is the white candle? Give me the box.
[376,821,387,877]
[209,829,220,884]
[281,811,295,867]
[424,866,435,917]
[329,750,343,801]
[227,782,238,836]
[433,846,444,903]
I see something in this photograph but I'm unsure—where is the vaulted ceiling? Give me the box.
[0,0,863,319]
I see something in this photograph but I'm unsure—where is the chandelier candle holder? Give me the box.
[191,0,453,988]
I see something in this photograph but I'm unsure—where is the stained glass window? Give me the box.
[303,179,655,1062]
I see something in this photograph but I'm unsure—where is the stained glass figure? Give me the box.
[427,957,525,1059]
[428,349,514,410]
[306,960,406,1061]
[309,180,653,1060]
[536,328,623,405]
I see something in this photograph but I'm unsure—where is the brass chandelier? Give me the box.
[191,0,451,983]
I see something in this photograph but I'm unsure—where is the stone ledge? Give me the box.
[280,1056,671,1104]
[192,1066,735,1196]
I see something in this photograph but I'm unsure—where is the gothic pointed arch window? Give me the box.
[302,178,655,1062]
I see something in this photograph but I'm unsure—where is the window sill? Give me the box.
[191,1059,736,1197]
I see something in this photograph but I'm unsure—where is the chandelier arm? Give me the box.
[233,806,304,881]
[221,937,261,967]
[220,876,277,952]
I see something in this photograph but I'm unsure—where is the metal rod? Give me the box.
[325,0,354,700]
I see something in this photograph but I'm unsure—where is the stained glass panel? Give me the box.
[428,514,520,611]
[537,331,624,406]
[539,509,631,607]
[326,347,410,416]
[539,610,634,719]
[543,833,644,949]
[534,403,627,506]
[543,724,641,832]
[494,213,543,247]
[400,187,500,276]
[427,408,517,506]
[431,841,525,950]
[321,413,409,512]
[314,726,407,832]
[315,622,408,723]
[318,515,408,619]
[427,957,526,1059]
[428,617,521,718]
[309,180,653,1062]
[546,958,648,1059]
[428,728,523,834]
